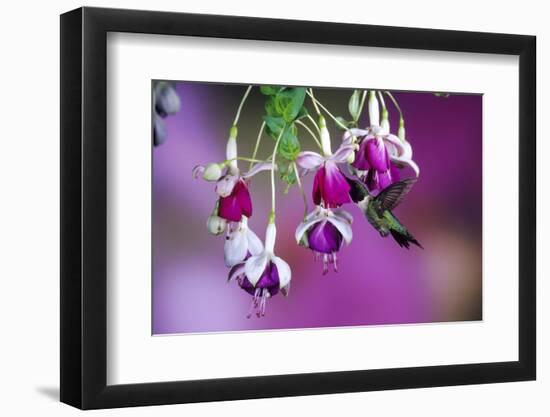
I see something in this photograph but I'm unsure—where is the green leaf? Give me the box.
[278,124,300,161]
[263,115,285,137]
[278,159,297,189]
[260,85,282,96]
[348,90,361,121]
[283,88,306,122]
[335,116,356,131]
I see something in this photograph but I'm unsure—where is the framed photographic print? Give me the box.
[60,6,536,409]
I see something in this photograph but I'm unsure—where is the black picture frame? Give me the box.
[60,6,536,410]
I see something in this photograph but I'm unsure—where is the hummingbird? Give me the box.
[347,177,423,249]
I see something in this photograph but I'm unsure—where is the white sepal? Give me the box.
[327,212,353,244]
[226,135,238,173]
[272,256,291,290]
[244,253,269,287]
[224,227,248,267]
[265,222,277,254]
[368,91,380,127]
[246,227,264,257]
[215,174,238,197]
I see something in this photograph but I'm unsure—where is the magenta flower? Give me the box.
[344,127,419,193]
[295,206,353,274]
[228,223,291,317]
[296,144,355,208]
[194,161,274,224]
[217,178,253,222]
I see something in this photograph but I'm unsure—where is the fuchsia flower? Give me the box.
[295,206,353,274]
[228,222,291,317]
[296,120,355,208]
[344,126,419,193]
[194,160,274,223]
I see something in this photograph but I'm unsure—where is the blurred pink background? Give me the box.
[152,82,482,334]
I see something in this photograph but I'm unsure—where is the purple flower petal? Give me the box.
[307,220,343,254]
[239,261,280,296]
[218,180,252,222]
[366,168,394,192]
[320,161,351,208]
[352,139,371,170]
[365,137,390,171]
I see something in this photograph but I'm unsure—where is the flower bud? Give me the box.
[368,91,380,127]
[318,115,332,156]
[202,163,223,181]
[346,147,356,164]
[380,108,390,134]
[206,214,227,235]
[398,118,406,142]
[226,125,239,173]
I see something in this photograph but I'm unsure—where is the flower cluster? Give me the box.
[193,86,422,317]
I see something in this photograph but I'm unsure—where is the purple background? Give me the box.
[153,83,482,334]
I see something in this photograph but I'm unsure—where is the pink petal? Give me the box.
[330,144,356,164]
[234,180,252,218]
[366,137,390,171]
[296,151,324,170]
[320,161,351,208]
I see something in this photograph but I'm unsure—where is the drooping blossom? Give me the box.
[228,222,291,317]
[224,217,263,267]
[193,126,274,224]
[295,206,353,274]
[343,126,419,193]
[296,116,355,208]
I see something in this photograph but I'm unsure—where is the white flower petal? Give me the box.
[272,256,291,290]
[390,155,420,177]
[242,162,275,179]
[215,174,239,197]
[296,151,324,170]
[224,229,248,267]
[382,134,406,156]
[331,208,354,225]
[327,214,353,244]
[244,253,269,287]
[295,214,323,244]
[330,144,356,164]
[342,128,370,145]
[246,228,264,256]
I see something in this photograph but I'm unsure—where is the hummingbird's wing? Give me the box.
[375,178,417,213]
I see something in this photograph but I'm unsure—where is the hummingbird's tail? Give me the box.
[389,229,423,250]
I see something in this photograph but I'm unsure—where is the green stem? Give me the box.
[233,85,253,126]
[226,156,270,164]
[296,120,322,150]
[384,91,403,122]
[308,88,322,115]
[249,121,266,170]
[354,90,368,123]
[306,114,322,137]
[271,130,284,213]
[306,90,349,131]
[293,162,309,218]
[377,91,387,111]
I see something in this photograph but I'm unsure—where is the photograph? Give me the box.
[152,81,483,334]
